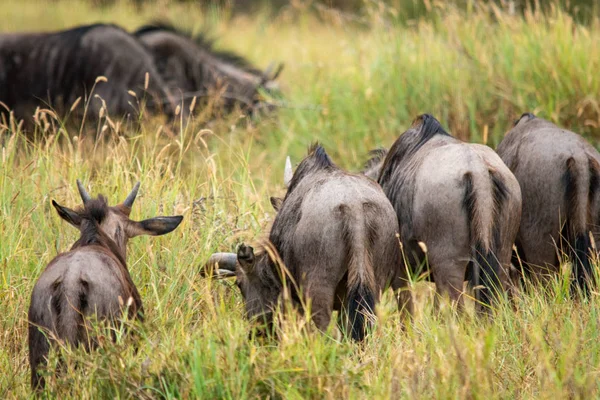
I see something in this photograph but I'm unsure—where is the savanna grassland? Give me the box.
[2,0,600,398]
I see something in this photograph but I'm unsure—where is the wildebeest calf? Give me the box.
[206,145,411,340]
[28,181,182,390]
[496,113,600,292]
[371,114,522,312]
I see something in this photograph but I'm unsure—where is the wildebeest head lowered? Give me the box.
[496,113,600,293]
[135,23,283,116]
[376,114,522,313]
[0,24,176,130]
[28,181,183,390]
[205,145,411,340]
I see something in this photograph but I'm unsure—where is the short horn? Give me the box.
[204,252,238,277]
[284,156,293,188]
[76,179,91,204]
[263,62,276,77]
[271,63,284,81]
[123,182,141,208]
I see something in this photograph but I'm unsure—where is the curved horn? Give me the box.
[76,180,91,204]
[284,156,293,188]
[123,182,141,208]
[204,252,238,278]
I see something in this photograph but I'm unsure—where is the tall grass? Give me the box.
[2,0,600,398]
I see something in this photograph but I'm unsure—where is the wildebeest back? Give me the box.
[0,24,175,128]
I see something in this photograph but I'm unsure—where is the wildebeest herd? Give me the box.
[0,23,281,130]
[15,23,600,393]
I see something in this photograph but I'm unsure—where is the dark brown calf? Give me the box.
[28,181,182,390]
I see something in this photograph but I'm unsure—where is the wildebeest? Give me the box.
[496,113,600,291]
[0,24,175,129]
[134,23,282,116]
[372,114,522,311]
[28,181,183,390]
[363,148,388,181]
[206,145,411,340]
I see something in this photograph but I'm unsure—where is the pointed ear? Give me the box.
[237,244,255,272]
[52,200,81,227]
[127,215,183,237]
[269,197,283,212]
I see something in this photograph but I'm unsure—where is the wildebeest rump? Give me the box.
[28,181,183,390]
[496,113,600,291]
[206,145,411,340]
[134,23,282,116]
[375,114,522,311]
[0,24,175,128]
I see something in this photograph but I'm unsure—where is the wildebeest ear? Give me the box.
[52,200,81,227]
[127,216,183,237]
[237,244,255,271]
[270,197,283,212]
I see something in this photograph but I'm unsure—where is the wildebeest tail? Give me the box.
[464,171,507,309]
[340,203,377,341]
[51,277,89,348]
[563,157,598,293]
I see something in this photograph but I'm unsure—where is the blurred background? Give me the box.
[87,0,600,24]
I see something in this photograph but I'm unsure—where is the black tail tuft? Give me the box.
[572,233,594,294]
[563,157,596,295]
[472,242,502,310]
[464,170,504,311]
[347,283,375,341]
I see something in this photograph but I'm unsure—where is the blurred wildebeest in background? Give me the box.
[206,145,411,340]
[0,24,176,130]
[28,181,182,390]
[372,114,522,312]
[135,23,283,117]
[497,113,600,293]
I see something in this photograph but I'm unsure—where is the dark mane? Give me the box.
[72,196,126,266]
[75,196,108,246]
[285,143,337,195]
[513,112,536,126]
[135,22,261,74]
[363,148,388,171]
[379,114,452,185]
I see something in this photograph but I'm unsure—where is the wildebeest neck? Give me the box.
[379,114,454,185]
[363,148,389,181]
[71,196,127,268]
[285,144,337,195]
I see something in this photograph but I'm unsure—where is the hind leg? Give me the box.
[517,229,562,285]
[305,286,336,335]
[29,324,50,390]
[431,260,468,312]
[391,276,413,322]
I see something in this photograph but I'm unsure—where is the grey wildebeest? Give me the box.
[371,114,522,311]
[496,113,600,292]
[134,23,282,116]
[206,145,411,340]
[28,181,183,390]
[0,24,176,129]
